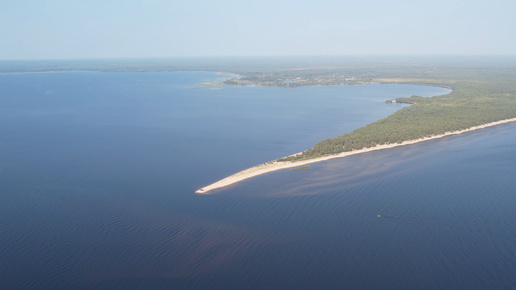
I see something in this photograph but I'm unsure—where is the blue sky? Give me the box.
[2,0,515,59]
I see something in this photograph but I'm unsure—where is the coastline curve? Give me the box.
[196,118,516,194]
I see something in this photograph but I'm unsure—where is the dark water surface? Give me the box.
[2,72,515,289]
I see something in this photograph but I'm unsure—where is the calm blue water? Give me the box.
[1,72,515,289]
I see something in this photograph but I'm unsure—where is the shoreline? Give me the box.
[195,118,516,194]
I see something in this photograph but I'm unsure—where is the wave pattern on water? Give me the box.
[2,72,516,289]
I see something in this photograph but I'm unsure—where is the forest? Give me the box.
[275,59,516,161]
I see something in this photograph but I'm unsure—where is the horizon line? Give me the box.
[2,54,516,62]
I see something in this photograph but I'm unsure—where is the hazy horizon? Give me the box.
[2,0,516,60]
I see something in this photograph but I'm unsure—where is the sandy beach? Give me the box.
[195,118,516,194]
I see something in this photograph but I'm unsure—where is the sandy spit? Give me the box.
[195,118,516,194]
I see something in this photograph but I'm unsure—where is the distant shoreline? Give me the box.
[195,118,516,194]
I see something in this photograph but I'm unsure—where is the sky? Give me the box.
[1,0,515,60]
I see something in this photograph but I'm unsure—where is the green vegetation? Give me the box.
[3,56,516,163]
[278,60,516,161]
[282,84,516,161]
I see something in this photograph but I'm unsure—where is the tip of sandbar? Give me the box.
[195,188,208,194]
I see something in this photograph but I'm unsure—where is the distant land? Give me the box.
[3,56,516,193]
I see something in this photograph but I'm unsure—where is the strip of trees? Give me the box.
[281,80,516,161]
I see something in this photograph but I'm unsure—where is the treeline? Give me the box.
[224,70,368,87]
[281,81,516,161]
[220,58,516,163]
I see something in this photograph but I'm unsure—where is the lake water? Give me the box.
[1,72,515,289]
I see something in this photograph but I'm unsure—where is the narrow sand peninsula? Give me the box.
[196,118,516,194]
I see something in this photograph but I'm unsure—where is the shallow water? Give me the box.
[3,72,515,289]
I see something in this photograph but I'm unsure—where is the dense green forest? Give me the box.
[275,59,516,161]
[282,81,516,161]
[3,56,516,162]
